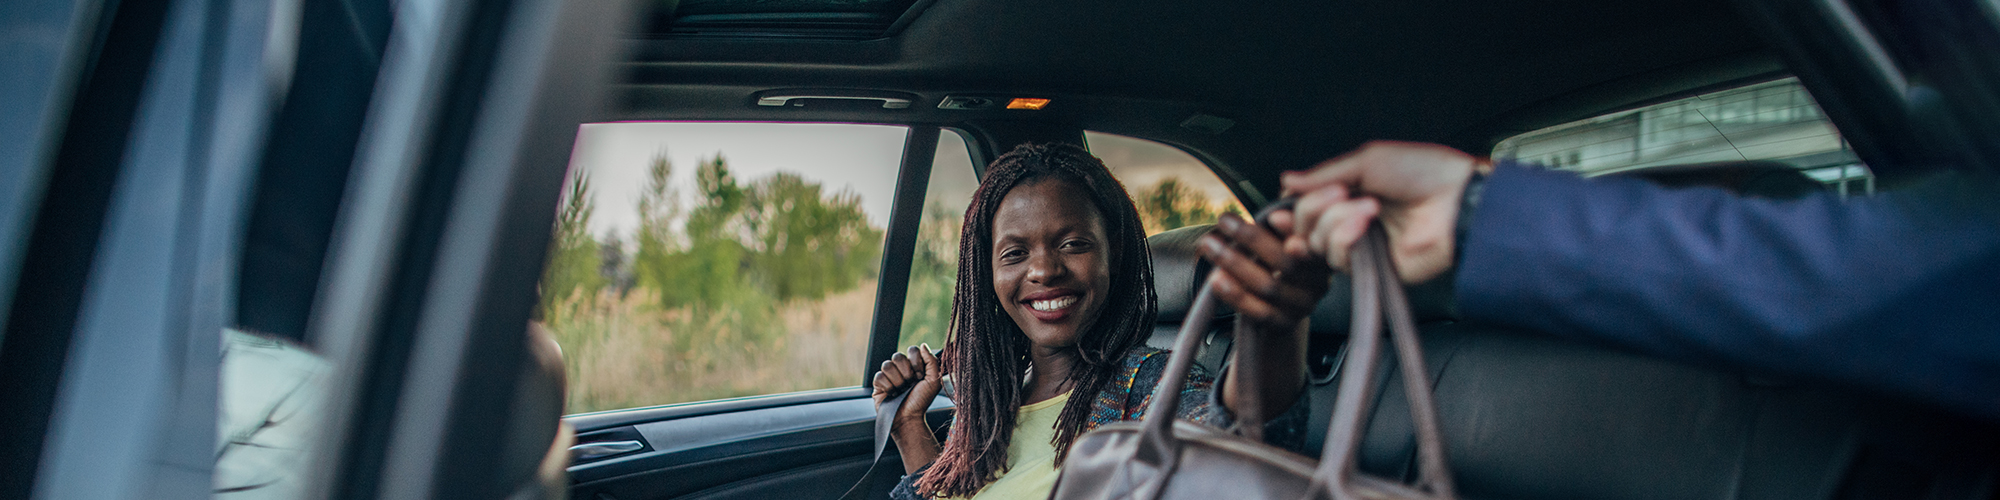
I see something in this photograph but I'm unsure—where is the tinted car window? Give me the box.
[547,122,907,412]
[1493,77,1874,195]
[1085,131,1247,234]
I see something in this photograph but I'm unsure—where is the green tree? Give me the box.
[538,169,606,321]
[677,154,756,310]
[743,172,884,302]
[1135,177,1220,233]
[623,151,890,348]
[633,154,755,310]
[633,151,687,304]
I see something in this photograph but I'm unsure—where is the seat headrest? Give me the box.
[1619,160,1824,199]
[1146,224,1217,324]
[1309,271,1460,336]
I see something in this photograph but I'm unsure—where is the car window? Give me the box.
[1084,131,1248,234]
[1492,77,1874,195]
[547,122,907,413]
[897,129,979,349]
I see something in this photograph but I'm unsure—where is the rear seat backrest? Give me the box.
[1143,224,1232,373]
[1262,162,1994,499]
[1352,323,2000,500]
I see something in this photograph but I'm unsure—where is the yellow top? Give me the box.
[947,391,1072,500]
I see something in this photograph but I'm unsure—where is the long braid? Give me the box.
[917,142,1156,498]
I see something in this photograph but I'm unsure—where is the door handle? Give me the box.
[569,440,644,460]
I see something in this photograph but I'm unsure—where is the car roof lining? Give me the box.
[605,0,1779,199]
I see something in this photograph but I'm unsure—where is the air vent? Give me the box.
[659,0,934,41]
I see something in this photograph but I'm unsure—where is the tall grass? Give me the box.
[545,281,879,414]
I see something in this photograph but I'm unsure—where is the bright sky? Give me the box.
[563,123,1242,241]
[567,122,910,239]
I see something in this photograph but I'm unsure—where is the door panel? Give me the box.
[553,127,980,499]
[567,390,952,500]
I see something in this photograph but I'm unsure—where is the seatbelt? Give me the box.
[836,389,908,500]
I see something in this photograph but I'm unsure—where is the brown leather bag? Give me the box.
[1050,223,1458,500]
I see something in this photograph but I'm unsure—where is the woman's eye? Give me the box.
[1062,239,1094,251]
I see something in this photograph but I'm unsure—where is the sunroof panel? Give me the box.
[677,0,916,15]
[659,0,925,40]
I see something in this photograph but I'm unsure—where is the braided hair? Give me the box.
[916,142,1157,498]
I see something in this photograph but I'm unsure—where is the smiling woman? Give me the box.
[871,142,1320,500]
[886,142,1171,499]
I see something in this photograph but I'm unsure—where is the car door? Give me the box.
[0,0,317,496]
[287,0,635,496]
[6,0,636,496]
[552,124,970,500]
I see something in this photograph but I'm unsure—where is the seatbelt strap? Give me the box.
[836,389,908,500]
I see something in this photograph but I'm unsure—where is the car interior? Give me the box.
[552,0,2000,499]
[5,0,1998,498]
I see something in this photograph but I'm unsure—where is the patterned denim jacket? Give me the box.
[888,346,1310,499]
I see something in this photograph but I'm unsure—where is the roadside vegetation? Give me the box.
[539,152,882,413]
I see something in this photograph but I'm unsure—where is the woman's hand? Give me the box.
[1201,213,1333,334]
[1199,211,1332,430]
[873,344,945,473]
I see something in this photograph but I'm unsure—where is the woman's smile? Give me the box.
[1022,289,1082,320]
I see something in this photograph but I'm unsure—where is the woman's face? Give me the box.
[991,178,1113,352]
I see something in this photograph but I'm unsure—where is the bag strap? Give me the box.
[835,389,908,500]
[1304,224,1456,500]
[1124,199,1303,498]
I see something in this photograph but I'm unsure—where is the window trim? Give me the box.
[861,124,941,387]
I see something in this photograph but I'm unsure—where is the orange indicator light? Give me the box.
[1006,98,1052,110]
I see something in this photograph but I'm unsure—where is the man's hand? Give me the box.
[872,344,945,473]
[1282,141,1484,284]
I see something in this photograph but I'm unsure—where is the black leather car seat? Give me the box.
[1356,324,2000,500]
[1143,224,1236,374]
[1332,163,2000,499]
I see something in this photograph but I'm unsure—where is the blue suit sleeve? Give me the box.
[1455,163,2000,418]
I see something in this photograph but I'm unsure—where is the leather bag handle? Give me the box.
[1127,209,1457,500]
[1304,224,1456,500]
[1125,199,1300,497]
